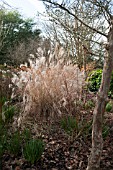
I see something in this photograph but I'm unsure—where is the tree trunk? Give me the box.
[0,70,2,119]
[86,22,113,170]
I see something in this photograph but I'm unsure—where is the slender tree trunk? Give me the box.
[0,70,2,118]
[83,51,87,79]
[86,22,113,170]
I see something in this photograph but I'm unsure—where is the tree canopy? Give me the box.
[0,9,41,64]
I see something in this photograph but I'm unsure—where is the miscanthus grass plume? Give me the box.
[11,46,85,125]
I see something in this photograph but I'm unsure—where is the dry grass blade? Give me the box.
[11,46,86,125]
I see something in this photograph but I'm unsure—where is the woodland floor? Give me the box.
[1,111,113,170]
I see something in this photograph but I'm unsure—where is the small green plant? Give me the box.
[23,139,44,164]
[0,97,7,105]
[106,102,112,112]
[0,124,8,147]
[60,116,78,134]
[3,105,15,122]
[7,131,21,155]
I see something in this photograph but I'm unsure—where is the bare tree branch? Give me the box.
[40,0,107,37]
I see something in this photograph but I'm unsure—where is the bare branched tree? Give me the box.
[41,0,108,72]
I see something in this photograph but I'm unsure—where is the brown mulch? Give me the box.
[1,116,113,170]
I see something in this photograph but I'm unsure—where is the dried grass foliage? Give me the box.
[12,46,85,124]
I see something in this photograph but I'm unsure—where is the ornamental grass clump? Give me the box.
[23,139,44,164]
[12,46,85,123]
[60,116,78,135]
[7,131,22,155]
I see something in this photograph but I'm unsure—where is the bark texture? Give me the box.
[86,22,113,170]
[0,71,2,117]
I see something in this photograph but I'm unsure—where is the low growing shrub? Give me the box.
[87,69,102,92]
[88,69,113,97]
[23,139,44,164]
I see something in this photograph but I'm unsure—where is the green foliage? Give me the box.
[0,9,41,64]
[87,69,102,92]
[88,69,113,97]
[3,105,15,122]
[7,131,21,155]
[60,116,78,134]
[23,139,44,164]
[106,102,112,112]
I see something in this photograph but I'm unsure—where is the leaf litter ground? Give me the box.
[1,110,113,170]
